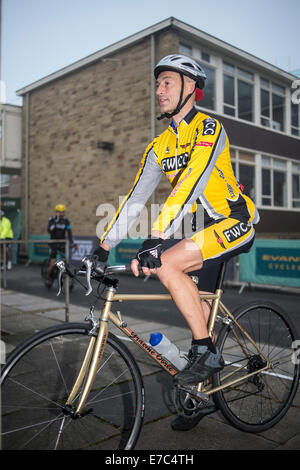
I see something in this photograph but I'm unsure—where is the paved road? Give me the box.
[1,263,300,453]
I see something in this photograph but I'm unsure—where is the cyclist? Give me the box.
[46,204,77,286]
[0,209,14,270]
[93,54,259,429]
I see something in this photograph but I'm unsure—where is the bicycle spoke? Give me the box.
[50,342,70,395]
[6,377,65,409]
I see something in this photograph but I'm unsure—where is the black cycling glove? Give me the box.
[136,237,164,269]
[92,246,109,273]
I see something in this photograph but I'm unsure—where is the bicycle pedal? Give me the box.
[176,384,210,402]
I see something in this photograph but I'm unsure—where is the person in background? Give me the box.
[0,209,14,270]
[46,204,77,286]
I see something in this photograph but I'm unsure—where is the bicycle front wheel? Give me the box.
[213,301,299,433]
[1,323,144,450]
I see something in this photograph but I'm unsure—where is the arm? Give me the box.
[100,143,163,250]
[47,217,55,235]
[65,219,74,244]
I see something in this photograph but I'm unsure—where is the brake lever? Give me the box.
[55,260,66,296]
[82,257,93,296]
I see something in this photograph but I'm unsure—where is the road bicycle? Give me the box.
[1,258,299,450]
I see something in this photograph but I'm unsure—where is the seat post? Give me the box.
[207,262,226,338]
[215,262,226,290]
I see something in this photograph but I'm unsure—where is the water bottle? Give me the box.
[149,332,188,370]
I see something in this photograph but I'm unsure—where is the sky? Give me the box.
[2,0,300,106]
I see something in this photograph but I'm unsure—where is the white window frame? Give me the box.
[230,148,256,202]
[291,101,300,137]
[260,78,286,132]
[179,42,218,113]
[222,62,255,123]
[230,147,300,212]
[291,161,300,208]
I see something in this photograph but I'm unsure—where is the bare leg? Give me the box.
[151,239,208,340]
[47,258,56,279]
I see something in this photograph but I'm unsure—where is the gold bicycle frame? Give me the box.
[66,286,271,416]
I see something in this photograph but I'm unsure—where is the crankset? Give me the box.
[173,384,215,417]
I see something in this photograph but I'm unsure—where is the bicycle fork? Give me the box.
[65,287,115,416]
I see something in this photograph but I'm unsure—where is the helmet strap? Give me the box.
[157,74,197,121]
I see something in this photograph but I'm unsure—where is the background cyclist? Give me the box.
[46,204,77,286]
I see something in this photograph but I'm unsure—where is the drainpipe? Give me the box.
[150,34,156,141]
[150,34,156,205]
[24,92,30,252]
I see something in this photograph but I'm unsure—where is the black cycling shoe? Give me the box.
[174,345,224,386]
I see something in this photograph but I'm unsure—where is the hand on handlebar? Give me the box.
[90,246,109,275]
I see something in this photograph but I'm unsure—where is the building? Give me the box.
[0,103,22,195]
[0,103,22,255]
[16,17,300,244]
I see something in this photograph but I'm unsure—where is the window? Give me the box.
[292,162,300,208]
[179,43,216,111]
[0,174,9,195]
[261,156,287,207]
[200,65,216,110]
[291,102,300,137]
[231,150,256,201]
[223,63,254,122]
[260,78,285,131]
[179,43,192,56]
[230,150,300,210]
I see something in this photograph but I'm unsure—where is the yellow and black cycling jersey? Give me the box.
[101,107,259,248]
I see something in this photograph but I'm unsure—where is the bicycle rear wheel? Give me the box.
[1,323,144,450]
[213,301,299,432]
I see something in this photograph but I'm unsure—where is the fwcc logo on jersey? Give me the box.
[291,79,300,105]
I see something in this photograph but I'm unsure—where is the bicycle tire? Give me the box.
[1,323,144,450]
[41,259,50,280]
[213,301,299,433]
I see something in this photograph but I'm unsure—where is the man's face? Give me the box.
[156,71,194,115]
[56,211,64,219]
[156,71,181,115]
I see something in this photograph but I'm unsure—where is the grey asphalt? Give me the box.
[1,264,300,453]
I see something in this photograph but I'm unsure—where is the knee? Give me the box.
[156,255,180,287]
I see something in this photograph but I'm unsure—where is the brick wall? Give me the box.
[21,30,179,239]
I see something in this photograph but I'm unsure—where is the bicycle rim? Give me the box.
[1,323,144,450]
[213,302,299,432]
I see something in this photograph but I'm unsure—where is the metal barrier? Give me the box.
[0,239,70,322]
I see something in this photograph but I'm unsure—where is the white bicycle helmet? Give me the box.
[154,54,206,90]
[154,54,206,120]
